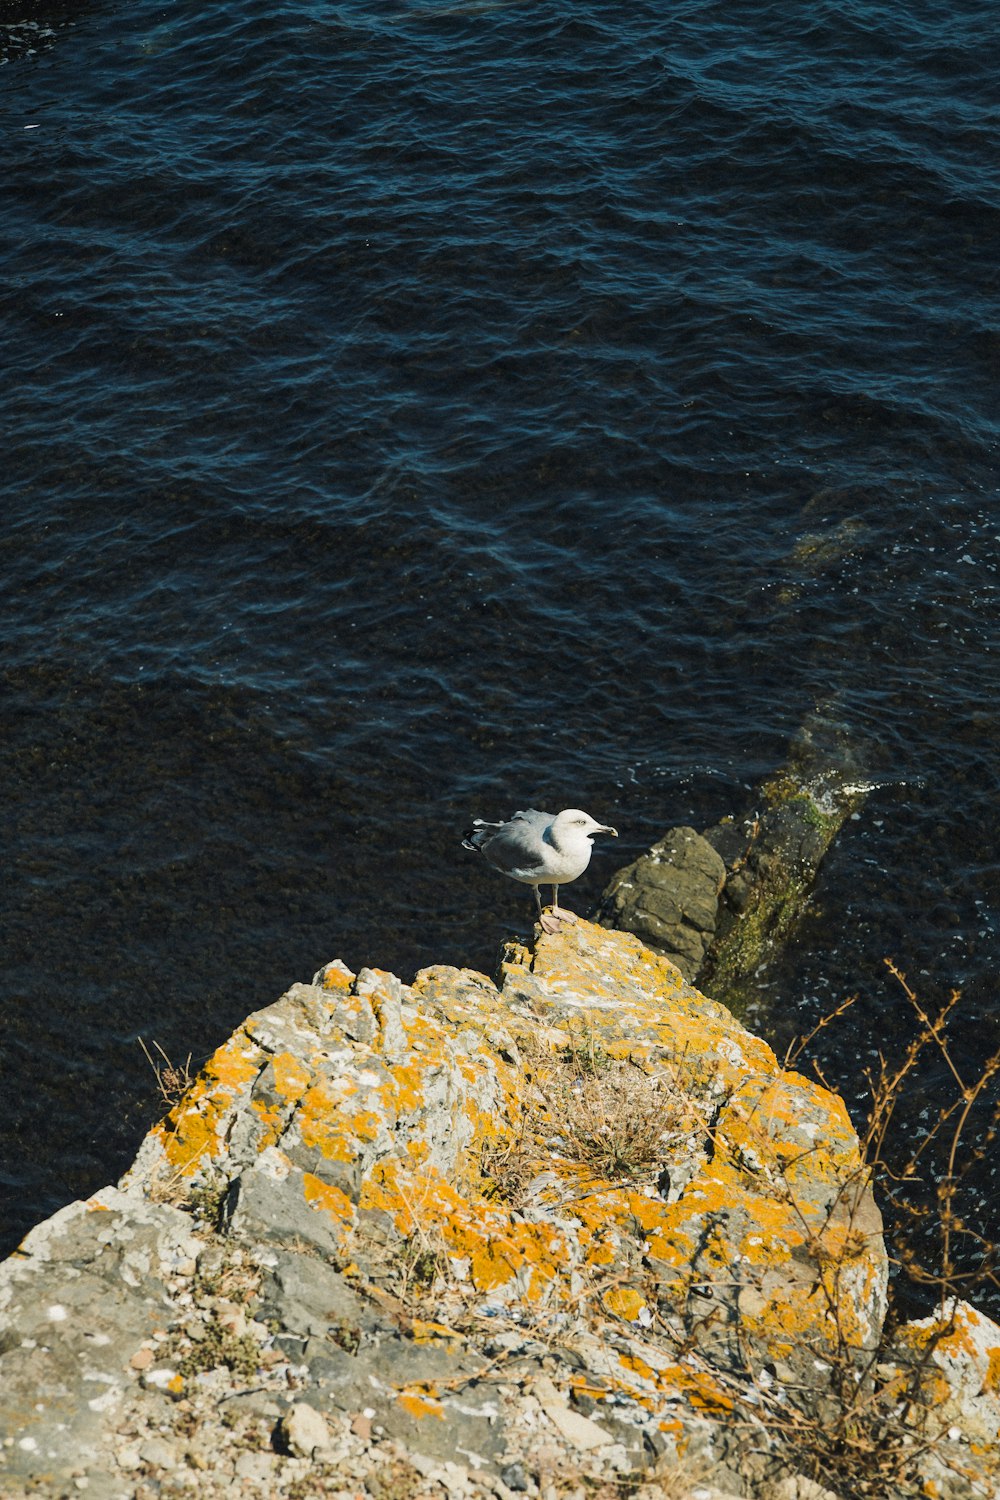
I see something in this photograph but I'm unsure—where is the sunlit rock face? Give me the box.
[2,920,996,1499]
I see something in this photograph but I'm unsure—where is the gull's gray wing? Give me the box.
[510,808,551,830]
[480,809,555,877]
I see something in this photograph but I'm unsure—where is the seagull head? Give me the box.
[555,809,619,841]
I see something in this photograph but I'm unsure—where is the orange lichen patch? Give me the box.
[736,1289,826,1358]
[677,1173,807,1251]
[923,1370,956,1407]
[360,1158,470,1239]
[357,1148,575,1304]
[619,1350,656,1380]
[463,1096,512,1155]
[675,1368,734,1414]
[296,1078,374,1161]
[249,1099,284,1151]
[603,1287,648,1323]
[569,1374,612,1401]
[897,1303,984,1364]
[466,1238,516,1293]
[602,1349,733,1417]
[938,1310,992,1362]
[271,1051,313,1101]
[380,1060,427,1117]
[717,1073,861,1188]
[396,1390,445,1421]
[153,1033,262,1177]
[529,1169,634,1241]
[411,1320,465,1346]
[895,1303,1000,1418]
[467,1222,565,1302]
[343,1107,387,1143]
[319,965,354,992]
[626,1191,675,1235]
[302,1172,355,1229]
[813,1220,882,1280]
[582,1234,619,1269]
[467,1235,536,1296]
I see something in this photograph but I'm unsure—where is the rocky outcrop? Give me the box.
[595,826,727,982]
[1,921,997,1500]
[597,707,871,1010]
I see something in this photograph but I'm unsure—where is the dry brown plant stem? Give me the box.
[138,1036,194,1110]
[873,959,1000,1315]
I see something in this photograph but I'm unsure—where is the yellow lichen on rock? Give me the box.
[9,919,1000,1500]
[151,1031,263,1179]
[123,917,889,1437]
[396,1389,446,1421]
[302,1171,355,1233]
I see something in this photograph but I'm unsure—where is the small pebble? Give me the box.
[281,1401,330,1458]
[139,1436,179,1469]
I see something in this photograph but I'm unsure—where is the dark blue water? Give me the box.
[3,0,999,1310]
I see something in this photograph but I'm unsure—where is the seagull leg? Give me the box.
[539,884,579,933]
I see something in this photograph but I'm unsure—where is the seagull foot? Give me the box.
[539,908,579,934]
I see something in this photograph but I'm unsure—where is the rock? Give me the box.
[138,1435,180,1468]
[221,1148,354,1256]
[280,1401,330,1457]
[258,1248,367,1343]
[0,1191,199,1481]
[234,1448,279,1481]
[596,826,725,979]
[599,704,871,1013]
[532,1375,613,1451]
[1,919,996,1500]
[890,1298,1000,1448]
[768,1479,843,1500]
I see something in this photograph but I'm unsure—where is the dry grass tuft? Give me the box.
[138,1035,195,1111]
[542,1066,688,1180]
[480,1026,711,1209]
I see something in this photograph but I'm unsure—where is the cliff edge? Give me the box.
[1,921,997,1500]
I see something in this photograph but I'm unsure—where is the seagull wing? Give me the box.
[479,812,553,878]
[510,808,552,831]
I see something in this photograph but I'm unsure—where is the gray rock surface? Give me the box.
[595,825,726,978]
[0,921,996,1500]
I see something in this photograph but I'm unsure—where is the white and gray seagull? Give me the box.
[462,807,618,933]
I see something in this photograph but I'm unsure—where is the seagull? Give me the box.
[462,807,618,933]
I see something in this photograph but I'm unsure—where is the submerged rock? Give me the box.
[599,704,872,1012]
[0,920,996,1499]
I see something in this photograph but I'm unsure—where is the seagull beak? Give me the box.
[597,825,618,837]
